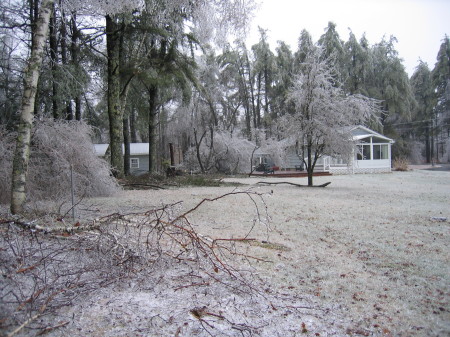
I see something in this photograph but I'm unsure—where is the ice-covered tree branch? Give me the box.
[280,47,382,186]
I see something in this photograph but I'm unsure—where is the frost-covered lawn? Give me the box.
[12,169,449,336]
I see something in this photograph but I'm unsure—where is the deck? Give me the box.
[249,170,332,178]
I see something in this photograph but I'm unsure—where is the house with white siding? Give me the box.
[330,125,394,174]
[94,143,150,175]
[284,125,395,174]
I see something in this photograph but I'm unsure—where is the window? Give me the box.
[357,144,371,160]
[373,144,388,160]
[130,158,139,169]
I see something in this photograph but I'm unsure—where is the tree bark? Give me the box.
[194,129,207,173]
[123,115,131,176]
[71,14,82,121]
[307,142,313,186]
[130,106,138,143]
[425,123,431,163]
[106,14,124,178]
[60,9,73,120]
[11,0,54,214]
[49,2,58,119]
[148,85,158,173]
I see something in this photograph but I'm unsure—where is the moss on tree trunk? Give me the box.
[106,15,124,178]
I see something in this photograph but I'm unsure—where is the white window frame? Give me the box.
[373,144,389,160]
[130,158,139,169]
[357,144,371,160]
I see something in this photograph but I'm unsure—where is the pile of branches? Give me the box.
[0,190,284,336]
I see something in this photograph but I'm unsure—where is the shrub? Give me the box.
[393,157,409,171]
[183,130,287,174]
[0,119,119,208]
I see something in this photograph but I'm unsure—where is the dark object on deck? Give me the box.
[255,163,278,174]
[295,163,305,171]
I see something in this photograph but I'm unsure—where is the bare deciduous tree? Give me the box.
[282,47,381,186]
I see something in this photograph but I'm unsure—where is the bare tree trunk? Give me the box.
[11,0,54,214]
[148,85,158,173]
[29,0,39,46]
[307,142,313,187]
[106,14,124,178]
[49,2,58,119]
[71,14,82,121]
[130,106,138,143]
[425,123,431,163]
[194,129,207,173]
[245,53,257,130]
[264,64,270,131]
[255,71,261,129]
[123,115,130,176]
[60,9,74,120]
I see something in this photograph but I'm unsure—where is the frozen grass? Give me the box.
[4,169,448,336]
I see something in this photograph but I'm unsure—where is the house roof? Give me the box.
[93,144,109,156]
[93,143,150,156]
[350,125,394,143]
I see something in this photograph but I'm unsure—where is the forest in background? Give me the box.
[1,0,449,179]
[0,3,449,334]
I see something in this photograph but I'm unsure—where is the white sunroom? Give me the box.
[284,125,395,174]
[326,125,395,174]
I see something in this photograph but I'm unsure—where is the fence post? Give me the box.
[71,165,75,220]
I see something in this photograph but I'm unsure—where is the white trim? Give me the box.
[93,143,150,156]
[351,125,394,143]
[130,157,140,169]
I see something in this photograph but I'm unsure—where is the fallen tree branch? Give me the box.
[2,218,101,234]
[37,321,69,336]
[120,182,166,190]
[6,313,41,337]
[0,188,330,336]
[257,181,331,187]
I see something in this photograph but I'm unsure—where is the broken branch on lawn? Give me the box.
[257,181,331,187]
[1,189,272,336]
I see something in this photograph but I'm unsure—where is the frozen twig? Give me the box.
[1,189,274,336]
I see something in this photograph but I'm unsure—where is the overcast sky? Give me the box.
[247,0,449,76]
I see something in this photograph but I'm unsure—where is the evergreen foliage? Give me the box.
[1,1,449,208]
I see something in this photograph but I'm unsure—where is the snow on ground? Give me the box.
[20,169,450,336]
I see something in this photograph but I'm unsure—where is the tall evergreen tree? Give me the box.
[431,36,450,162]
[294,29,314,69]
[369,36,415,127]
[105,14,124,177]
[251,28,274,130]
[432,36,450,112]
[411,61,436,162]
[272,41,295,119]
[344,31,373,95]
[317,22,346,82]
